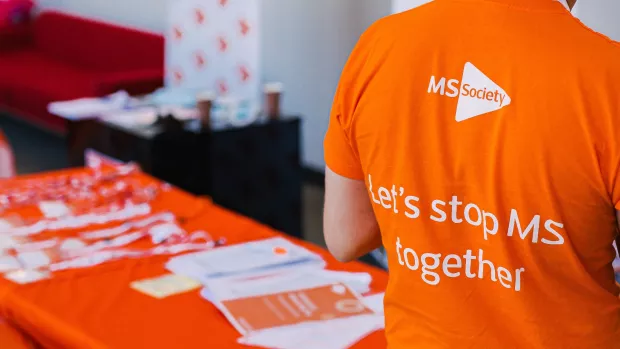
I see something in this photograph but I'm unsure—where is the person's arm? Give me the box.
[323,167,381,262]
[323,22,383,263]
[615,211,620,273]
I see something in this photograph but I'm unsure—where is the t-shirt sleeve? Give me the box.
[324,101,364,180]
[612,140,620,210]
[615,165,620,210]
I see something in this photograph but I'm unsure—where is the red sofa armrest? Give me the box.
[0,23,32,51]
[95,69,164,96]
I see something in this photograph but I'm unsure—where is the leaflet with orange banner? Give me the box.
[218,282,374,335]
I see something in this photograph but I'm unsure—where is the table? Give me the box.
[66,116,303,239]
[0,169,387,349]
[0,318,33,349]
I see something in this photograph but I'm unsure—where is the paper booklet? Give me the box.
[202,268,372,301]
[204,281,384,349]
[237,313,384,349]
[165,237,326,283]
[216,282,374,335]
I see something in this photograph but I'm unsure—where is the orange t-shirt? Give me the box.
[325,0,620,347]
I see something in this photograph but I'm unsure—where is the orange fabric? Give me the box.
[0,317,34,349]
[325,0,620,348]
[0,170,387,348]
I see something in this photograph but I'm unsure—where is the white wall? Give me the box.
[39,0,166,32]
[573,0,620,41]
[36,0,620,171]
[392,0,432,13]
[260,0,389,170]
[39,0,391,170]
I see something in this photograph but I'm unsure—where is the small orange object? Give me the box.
[272,246,288,255]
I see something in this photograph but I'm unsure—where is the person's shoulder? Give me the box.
[592,33,620,63]
[563,16,620,63]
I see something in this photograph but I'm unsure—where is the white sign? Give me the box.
[165,0,261,107]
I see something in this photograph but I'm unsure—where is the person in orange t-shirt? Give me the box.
[324,0,620,347]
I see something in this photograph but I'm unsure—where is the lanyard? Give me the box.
[67,219,185,258]
[49,231,223,272]
[4,223,223,274]
[10,214,186,259]
[80,212,176,240]
[5,203,152,237]
[0,164,142,211]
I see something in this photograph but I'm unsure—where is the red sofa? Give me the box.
[0,11,164,133]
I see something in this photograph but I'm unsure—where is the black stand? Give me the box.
[66,116,303,238]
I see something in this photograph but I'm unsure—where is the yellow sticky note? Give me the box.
[130,274,201,299]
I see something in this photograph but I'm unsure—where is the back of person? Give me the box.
[325,0,620,347]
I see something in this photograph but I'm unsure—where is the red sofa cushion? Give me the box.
[0,50,99,97]
[0,49,99,130]
[33,11,164,72]
[95,69,164,96]
[0,22,31,49]
[0,11,165,133]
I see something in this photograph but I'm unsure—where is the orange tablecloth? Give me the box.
[0,317,34,349]
[0,170,388,349]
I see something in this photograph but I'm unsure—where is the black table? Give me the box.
[66,116,303,238]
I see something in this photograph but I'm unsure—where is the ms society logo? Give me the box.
[428,62,511,122]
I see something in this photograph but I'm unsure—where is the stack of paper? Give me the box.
[102,107,199,127]
[201,277,384,349]
[165,237,326,283]
[48,91,131,120]
[201,268,373,300]
[166,238,384,349]
[215,283,374,333]
[237,313,384,349]
[166,237,385,348]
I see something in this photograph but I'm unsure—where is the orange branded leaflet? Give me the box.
[220,283,373,334]
[325,0,620,348]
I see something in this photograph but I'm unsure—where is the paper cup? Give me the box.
[196,91,216,129]
[264,82,283,120]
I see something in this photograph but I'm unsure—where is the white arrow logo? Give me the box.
[427,62,511,122]
[455,62,511,122]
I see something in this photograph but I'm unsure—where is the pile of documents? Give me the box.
[166,237,385,349]
[47,91,133,120]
